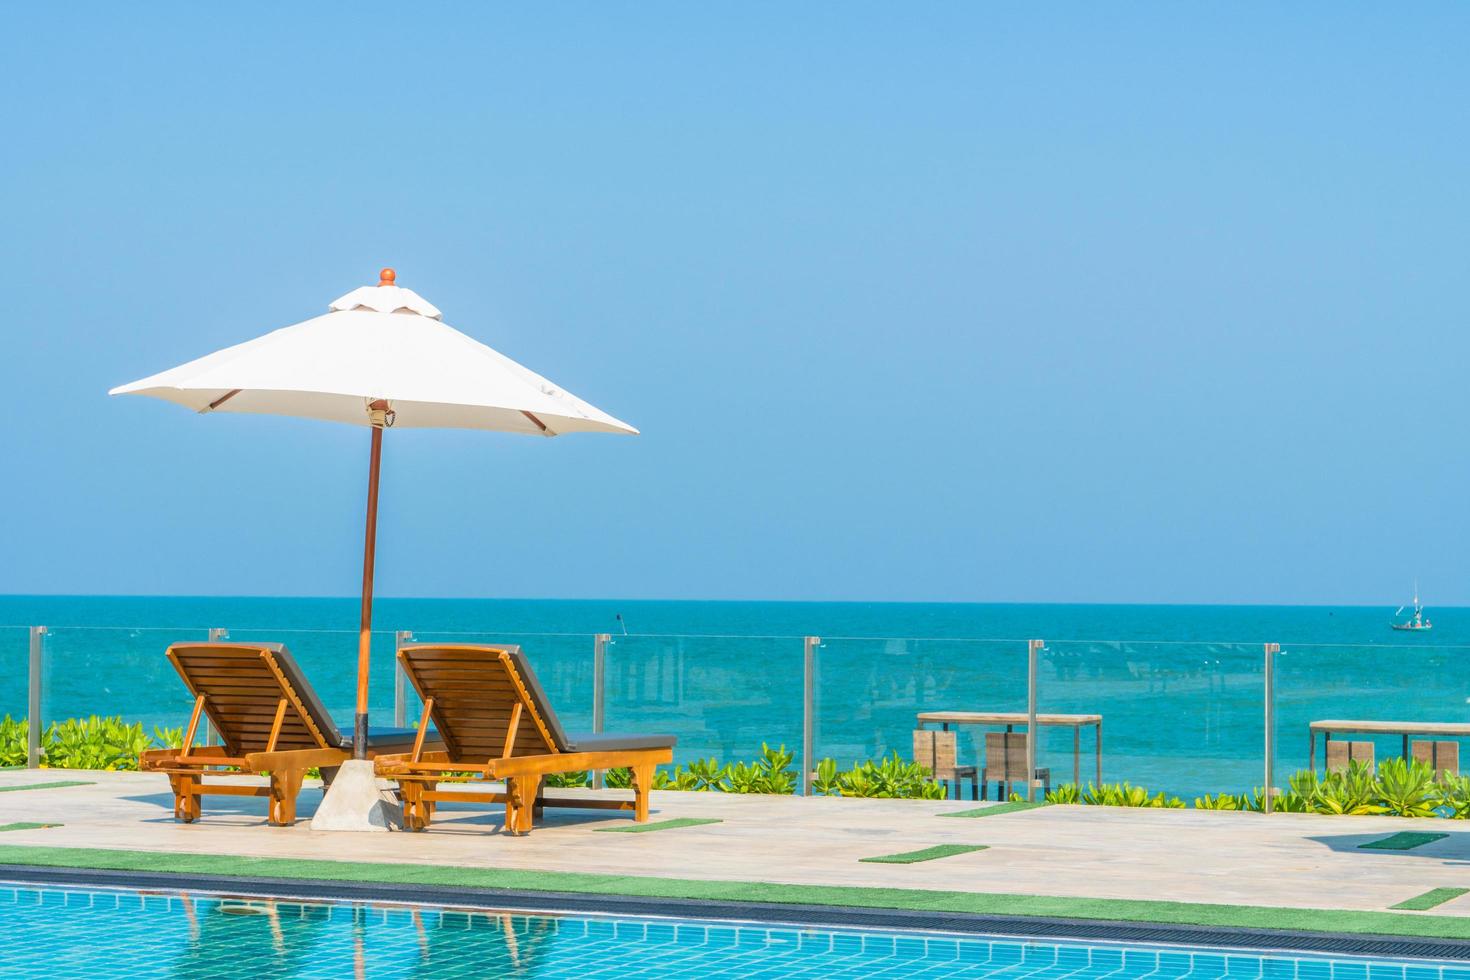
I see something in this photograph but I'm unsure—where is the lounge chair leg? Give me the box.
[270,768,304,826]
[170,774,197,823]
[398,781,420,830]
[319,765,340,790]
[632,763,654,822]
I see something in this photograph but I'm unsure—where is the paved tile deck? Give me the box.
[0,769,1466,915]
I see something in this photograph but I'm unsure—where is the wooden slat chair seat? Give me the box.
[375,644,677,835]
[140,642,436,826]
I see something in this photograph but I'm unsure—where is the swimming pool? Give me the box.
[3,884,1466,979]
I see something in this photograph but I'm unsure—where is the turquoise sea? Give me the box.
[2,596,1465,799]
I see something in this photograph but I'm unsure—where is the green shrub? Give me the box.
[1082,782,1185,808]
[812,758,842,796]
[818,752,946,799]
[1376,758,1439,818]
[44,716,152,771]
[1193,793,1240,810]
[1039,783,1081,804]
[1437,774,1470,819]
[0,716,27,767]
[719,743,795,795]
[545,770,590,788]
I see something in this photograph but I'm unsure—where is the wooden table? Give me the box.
[917,711,1103,786]
[1309,719,1470,772]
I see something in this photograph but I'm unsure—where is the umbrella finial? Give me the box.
[378,268,396,287]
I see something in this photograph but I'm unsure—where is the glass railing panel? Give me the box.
[603,634,803,766]
[813,637,1027,777]
[0,627,28,721]
[1039,640,1264,801]
[403,631,595,734]
[40,626,215,733]
[1276,641,1470,781]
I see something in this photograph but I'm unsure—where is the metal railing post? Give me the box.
[394,631,414,727]
[27,627,45,769]
[1264,642,1279,814]
[203,629,228,746]
[802,636,819,796]
[1026,639,1042,803]
[592,633,609,790]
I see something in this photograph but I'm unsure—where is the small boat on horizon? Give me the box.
[1392,582,1432,632]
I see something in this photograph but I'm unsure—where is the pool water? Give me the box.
[2,885,1466,979]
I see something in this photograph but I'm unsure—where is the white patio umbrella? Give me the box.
[111,268,637,760]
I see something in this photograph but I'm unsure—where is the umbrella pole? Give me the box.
[354,408,387,759]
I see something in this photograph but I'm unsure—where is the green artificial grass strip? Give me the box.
[1360,832,1450,851]
[0,781,93,793]
[941,802,1048,818]
[594,818,722,834]
[861,844,989,864]
[0,823,59,833]
[4,844,1470,939]
[1391,888,1470,911]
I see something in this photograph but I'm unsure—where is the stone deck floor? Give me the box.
[1,769,1467,917]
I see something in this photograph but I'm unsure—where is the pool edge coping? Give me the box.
[0,845,1469,959]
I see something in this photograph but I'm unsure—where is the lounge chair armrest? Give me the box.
[139,748,182,770]
[376,757,488,777]
[491,747,672,778]
[242,748,348,772]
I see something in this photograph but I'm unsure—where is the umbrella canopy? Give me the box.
[111,269,636,758]
[111,269,637,437]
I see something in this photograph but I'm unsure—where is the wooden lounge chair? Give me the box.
[912,729,978,800]
[981,731,1050,800]
[375,643,677,835]
[1326,739,1374,774]
[140,641,432,826]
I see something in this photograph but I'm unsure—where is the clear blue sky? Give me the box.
[4,5,1468,605]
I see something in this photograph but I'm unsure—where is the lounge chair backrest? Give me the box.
[984,731,1030,781]
[398,644,568,763]
[166,642,339,756]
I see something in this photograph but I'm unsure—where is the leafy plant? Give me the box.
[1082,782,1184,808]
[1436,774,1470,818]
[603,767,632,789]
[0,716,27,767]
[652,765,702,791]
[818,753,946,799]
[812,757,842,796]
[44,716,152,771]
[152,726,183,750]
[1193,793,1240,810]
[1043,783,1081,804]
[720,743,796,794]
[1376,758,1439,818]
[545,770,590,788]
[1311,761,1386,816]
[686,758,729,791]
